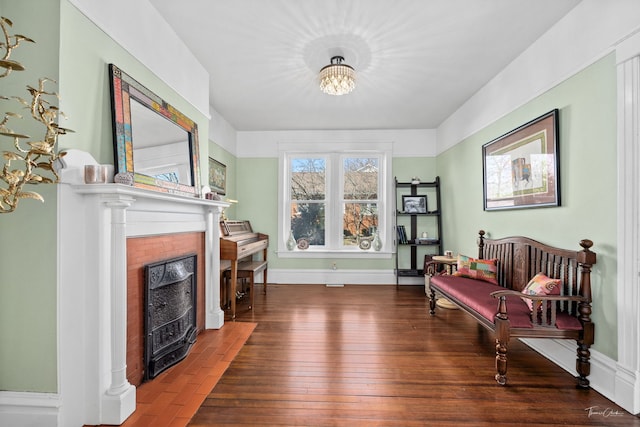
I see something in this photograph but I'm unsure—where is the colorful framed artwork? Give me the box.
[482,109,560,211]
[208,157,226,195]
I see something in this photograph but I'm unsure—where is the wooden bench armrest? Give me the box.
[423,260,438,275]
[490,289,587,303]
[423,260,450,276]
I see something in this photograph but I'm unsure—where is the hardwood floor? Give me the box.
[104,321,256,427]
[190,284,639,426]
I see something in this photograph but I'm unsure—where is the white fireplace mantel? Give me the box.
[56,151,229,426]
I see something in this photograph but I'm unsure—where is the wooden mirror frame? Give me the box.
[108,64,201,197]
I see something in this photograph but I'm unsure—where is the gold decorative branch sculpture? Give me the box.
[0,16,33,77]
[0,16,70,213]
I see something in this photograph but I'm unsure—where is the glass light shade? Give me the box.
[319,57,356,96]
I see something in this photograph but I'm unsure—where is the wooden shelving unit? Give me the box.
[394,176,442,285]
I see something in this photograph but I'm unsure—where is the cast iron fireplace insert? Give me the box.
[144,253,198,380]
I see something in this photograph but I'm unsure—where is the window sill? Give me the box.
[276,249,393,259]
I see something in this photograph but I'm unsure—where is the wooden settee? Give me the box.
[427,230,597,388]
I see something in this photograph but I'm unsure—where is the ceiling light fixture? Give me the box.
[319,55,356,96]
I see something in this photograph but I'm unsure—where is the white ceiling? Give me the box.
[149,0,581,132]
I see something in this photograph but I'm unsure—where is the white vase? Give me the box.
[286,231,296,251]
[372,231,382,251]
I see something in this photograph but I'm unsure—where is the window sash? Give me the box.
[339,155,380,248]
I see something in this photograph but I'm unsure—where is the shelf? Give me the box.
[395,181,438,188]
[396,211,440,216]
[398,240,440,246]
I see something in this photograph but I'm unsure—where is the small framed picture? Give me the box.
[208,157,226,195]
[402,195,427,213]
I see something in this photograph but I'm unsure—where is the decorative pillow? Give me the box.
[452,254,498,285]
[521,272,561,311]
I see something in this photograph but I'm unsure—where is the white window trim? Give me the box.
[277,142,393,258]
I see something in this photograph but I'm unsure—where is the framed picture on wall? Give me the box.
[482,109,560,210]
[208,157,226,195]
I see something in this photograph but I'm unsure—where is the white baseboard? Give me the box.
[614,364,640,414]
[522,338,638,414]
[0,391,61,427]
[268,268,423,285]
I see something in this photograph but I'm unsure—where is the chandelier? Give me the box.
[319,55,356,96]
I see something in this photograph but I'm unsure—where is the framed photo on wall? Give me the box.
[482,109,560,210]
[208,157,226,195]
[402,195,427,213]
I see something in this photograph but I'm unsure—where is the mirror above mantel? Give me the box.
[108,64,201,197]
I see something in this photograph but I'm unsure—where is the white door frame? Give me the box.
[615,29,640,415]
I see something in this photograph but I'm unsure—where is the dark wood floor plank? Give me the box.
[190,284,639,426]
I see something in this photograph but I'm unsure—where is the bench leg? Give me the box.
[495,340,508,386]
[494,313,510,386]
[428,286,437,315]
[263,269,267,295]
[248,272,254,310]
[221,272,231,310]
[575,321,594,389]
[575,343,591,389]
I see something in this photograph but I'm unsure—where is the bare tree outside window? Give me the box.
[290,158,326,245]
[342,158,379,246]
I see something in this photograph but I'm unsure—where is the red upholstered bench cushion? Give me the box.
[429,275,582,330]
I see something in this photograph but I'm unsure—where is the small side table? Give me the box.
[425,255,459,310]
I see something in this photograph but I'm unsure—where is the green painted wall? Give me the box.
[0,0,61,393]
[393,157,437,184]
[436,54,618,358]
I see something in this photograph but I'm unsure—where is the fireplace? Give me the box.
[144,254,197,380]
[55,150,228,425]
[126,232,207,386]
